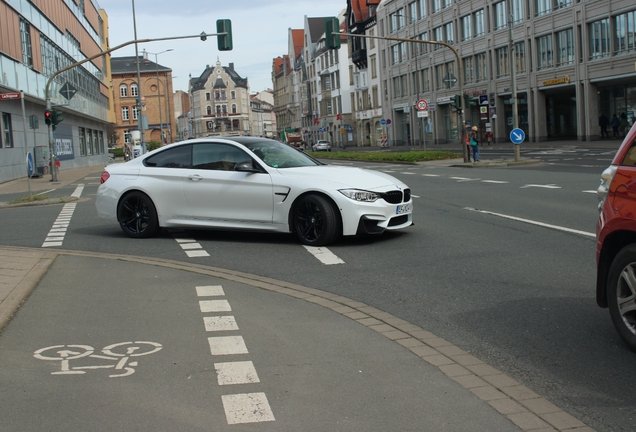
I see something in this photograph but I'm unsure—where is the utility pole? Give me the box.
[508,2,520,161]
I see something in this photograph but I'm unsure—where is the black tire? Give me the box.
[117,191,160,238]
[607,244,636,351]
[292,194,339,246]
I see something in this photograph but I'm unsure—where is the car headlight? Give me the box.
[339,189,381,202]
[597,165,617,214]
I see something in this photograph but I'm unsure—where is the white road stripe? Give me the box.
[186,250,210,257]
[204,316,239,332]
[215,361,260,385]
[303,246,345,265]
[422,174,440,177]
[42,197,80,248]
[199,300,232,312]
[481,180,509,184]
[180,242,203,250]
[208,336,249,355]
[222,393,275,424]
[464,207,595,237]
[450,177,480,182]
[196,285,225,296]
[169,230,210,257]
[520,184,562,189]
[70,185,84,198]
[583,190,597,194]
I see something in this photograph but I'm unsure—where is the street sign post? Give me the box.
[416,99,428,111]
[0,92,21,100]
[510,128,525,145]
[59,83,77,101]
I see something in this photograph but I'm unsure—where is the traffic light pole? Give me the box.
[44,29,229,181]
[338,32,468,162]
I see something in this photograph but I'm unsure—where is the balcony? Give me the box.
[353,48,368,69]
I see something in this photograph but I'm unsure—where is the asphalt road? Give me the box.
[0,153,633,431]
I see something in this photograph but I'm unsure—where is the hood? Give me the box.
[277,165,403,189]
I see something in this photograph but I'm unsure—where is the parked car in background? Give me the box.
[96,137,413,246]
[596,123,636,351]
[312,140,331,152]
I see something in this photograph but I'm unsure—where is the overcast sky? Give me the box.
[102,0,347,94]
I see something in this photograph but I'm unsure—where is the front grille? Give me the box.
[382,189,411,204]
[388,215,409,227]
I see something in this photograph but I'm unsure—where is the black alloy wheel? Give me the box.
[117,191,160,238]
[293,194,339,246]
[607,244,636,352]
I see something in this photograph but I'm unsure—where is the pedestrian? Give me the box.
[620,113,628,138]
[599,113,609,139]
[465,123,472,162]
[469,126,480,162]
[610,114,620,138]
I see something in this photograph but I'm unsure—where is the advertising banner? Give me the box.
[53,124,75,161]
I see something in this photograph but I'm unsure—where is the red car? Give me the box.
[596,123,636,351]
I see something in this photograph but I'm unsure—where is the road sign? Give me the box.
[386,119,392,125]
[416,99,428,111]
[0,92,21,100]
[59,83,77,101]
[479,94,489,105]
[26,153,34,177]
[510,128,525,144]
[417,110,429,118]
[442,73,457,89]
[381,118,386,125]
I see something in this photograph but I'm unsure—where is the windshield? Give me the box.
[240,138,323,169]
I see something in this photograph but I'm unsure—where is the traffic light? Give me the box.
[463,94,477,107]
[44,110,52,126]
[216,19,233,51]
[325,17,341,50]
[450,95,462,110]
[200,32,207,41]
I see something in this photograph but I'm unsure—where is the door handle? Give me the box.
[188,174,203,181]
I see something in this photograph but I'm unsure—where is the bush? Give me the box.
[147,141,161,151]
[109,147,124,158]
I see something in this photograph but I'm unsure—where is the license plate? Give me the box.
[396,202,412,215]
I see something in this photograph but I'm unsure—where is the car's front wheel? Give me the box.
[608,244,636,351]
[292,194,339,246]
[117,191,160,238]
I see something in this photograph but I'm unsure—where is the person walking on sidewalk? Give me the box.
[620,113,629,138]
[611,114,620,138]
[469,126,480,162]
[599,113,609,139]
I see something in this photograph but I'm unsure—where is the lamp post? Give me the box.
[145,48,173,145]
[131,0,145,149]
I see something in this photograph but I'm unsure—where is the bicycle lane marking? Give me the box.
[42,184,83,248]
[196,284,275,425]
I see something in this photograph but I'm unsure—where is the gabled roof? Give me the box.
[190,61,248,91]
[307,17,330,43]
[350,0,381,23]
[111,56,171,74]
[291,29,304,60]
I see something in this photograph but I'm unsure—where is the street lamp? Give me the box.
[145,48,173,145]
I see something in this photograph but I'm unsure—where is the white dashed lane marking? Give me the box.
[169,229,210,257]
[196,285,275,424]
[42,184,83,248]
[303,246,345,265]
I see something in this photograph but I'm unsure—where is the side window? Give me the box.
[192,143,250,171]
[624,135,636,166]
[145,144,192,168]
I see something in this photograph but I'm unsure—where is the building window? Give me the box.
[515,42,526,73]
[389,9,405,32]
[232,104,237,114]
[615,11,636,54]
[122,107,129,121]
[87,129,93,155]
[512,0,524,23]
[418,0,427,18]
[370,55,377,78]
[130,84,138,97]
[422,68,430,92]
[20,18,33,67]
[207,106,212,115]
[536,0,550,16]
[442,0,451,9]
[133,106,139,120]
[463,56,474,84]
[495,2,507,30]
[434,27,444,50]
[444,22,454,44]
[537,34,554,69]
[432,0,441,14]
[554,0,572,10]
[99,131,104,154]
[79,127,86,156]
[475,52,488,82]
[589,19,610,59]
[496,46,510,78]
[418,32,429,54]
[2,113,13,148]
[412,71,420,94]
[120,84,128,97]
[231,91,236,99]
[474,10,485,36]
[326,100,333,116]
[461,15,472,41]
[556,28,574,66]
[409,2,417,23]
[206,92,211,101]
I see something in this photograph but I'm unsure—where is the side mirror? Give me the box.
[234,161,260,173]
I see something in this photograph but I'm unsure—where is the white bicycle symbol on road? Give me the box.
[34,341,162,378]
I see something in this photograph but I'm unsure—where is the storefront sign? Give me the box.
[542,76,570,86]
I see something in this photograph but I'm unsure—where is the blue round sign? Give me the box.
[381,119,386,125]
[510,128,525,145]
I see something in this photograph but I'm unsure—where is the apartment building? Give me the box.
[378,0,636,144]
[0,0,110,183]
[249,91,275,138]
[189,60,250,138]
[110,53,175,150]
[272,28,304,141]
[173,90,191,141]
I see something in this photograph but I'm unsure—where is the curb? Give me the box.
[0,245,595,432]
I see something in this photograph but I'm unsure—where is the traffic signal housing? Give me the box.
[450,95,462,110]
[44,110,52,126]
[463,94,477,107]
[325,17,341,50]
[216,19,233,51]
[51,110,63,130]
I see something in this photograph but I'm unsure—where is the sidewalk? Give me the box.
[0,245,593,431]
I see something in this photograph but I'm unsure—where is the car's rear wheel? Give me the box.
[117,191,160,238]
[292,194,339,246]
[607,244,636,351]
